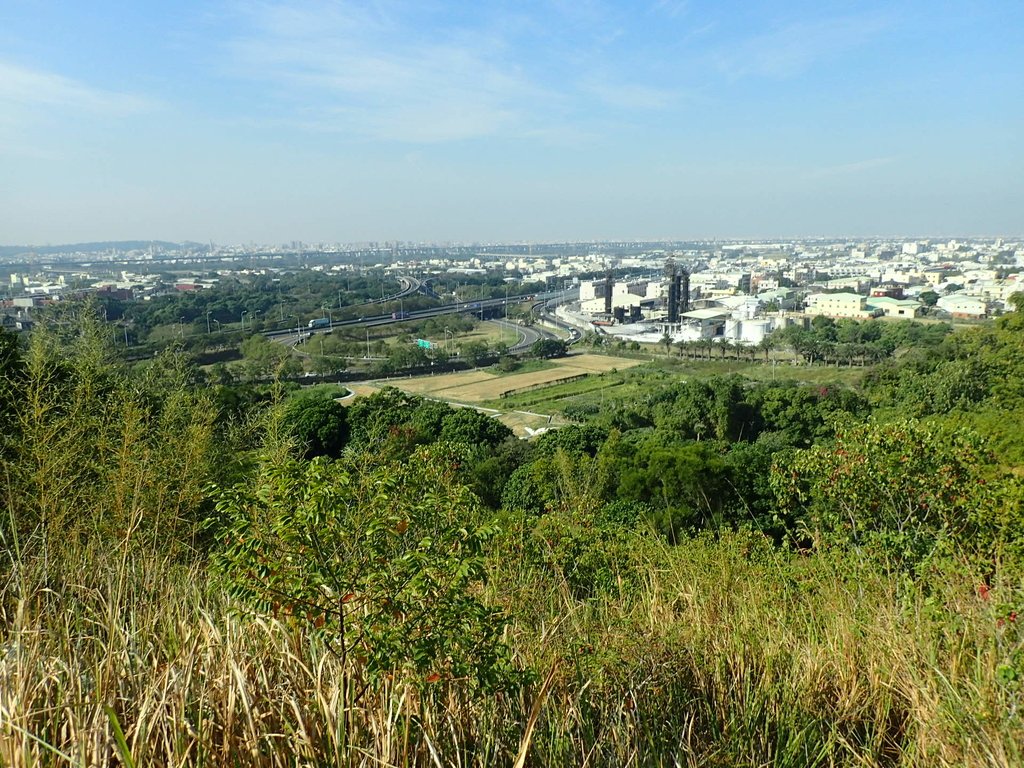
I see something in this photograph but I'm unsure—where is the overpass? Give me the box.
[267,290,568,348]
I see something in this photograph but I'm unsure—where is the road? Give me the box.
[490,318,550,353]
[267,289,568,347]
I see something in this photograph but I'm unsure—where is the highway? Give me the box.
[530,296,584,345]
[267,289,568,347]
[490,318,550,354]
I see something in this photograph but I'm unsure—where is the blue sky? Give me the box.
[1,0,1021,244]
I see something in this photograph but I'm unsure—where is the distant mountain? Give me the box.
[0,241,197,257]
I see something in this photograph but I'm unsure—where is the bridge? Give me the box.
[267,281,587,355]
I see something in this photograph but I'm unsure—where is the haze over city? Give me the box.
[1,0,1022,244]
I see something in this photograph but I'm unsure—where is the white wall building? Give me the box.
[804,292,875,319]
[579,278,661,314]
[865,296,923,318]
[936,294,989,318]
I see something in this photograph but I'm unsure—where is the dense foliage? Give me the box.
[2,300,1024,766]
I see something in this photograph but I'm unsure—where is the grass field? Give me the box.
[488,353,868,413]
[342,353,644,435]
[356,354,642,403]
[341,351,869,432]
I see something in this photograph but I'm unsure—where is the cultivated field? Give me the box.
[341,353,644,436]
[350,354,640,404]
[397,353,642,402]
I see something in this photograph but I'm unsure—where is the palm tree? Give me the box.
[702,337,715,360]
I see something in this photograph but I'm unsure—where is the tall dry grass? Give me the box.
[1,534,1021,767]
[1,313,1021,766]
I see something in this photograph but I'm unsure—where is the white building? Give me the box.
[579,278,661,315]
[803,292,875,319]
[725,317,776,345]
[865,296,923,318]
[936,294,989,318]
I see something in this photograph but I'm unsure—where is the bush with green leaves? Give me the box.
[439,407,512,448]
[282,391,349,458]
[771,420,1024,574]
[526,500,652,599]
[1,307,219,573]
[212,444,522,692]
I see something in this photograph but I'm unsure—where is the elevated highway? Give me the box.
[267,290,566,347]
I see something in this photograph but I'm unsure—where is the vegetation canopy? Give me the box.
[2,300,1024,766]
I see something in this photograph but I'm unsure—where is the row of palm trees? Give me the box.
[616,331,885,367]
[659,333,778,363]
[587,325,908,368]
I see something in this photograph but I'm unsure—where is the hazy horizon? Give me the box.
[2,1,1021,244]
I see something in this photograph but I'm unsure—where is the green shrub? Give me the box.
[212,443,522,692]
[771,419,1024,575]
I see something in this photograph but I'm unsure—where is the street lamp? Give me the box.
[252,310,261,329]
[241,311,247,331]
[213,319,222,333]
[365,327,371,359]
[178,316,185,338]
[206,310,212,334]
[445,326,453,354]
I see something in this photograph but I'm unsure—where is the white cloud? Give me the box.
[583,79,677,110]
[802,156,897,180]
[223,1,553,143]
[714,13,892,79]
[650,1,689,20]
[0,61,153,114]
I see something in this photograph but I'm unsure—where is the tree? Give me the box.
[771,420,1024,571]
[240,334,293,380]
[3,308,219,575]
[0,327,24,433]
[214,446,521,691]
[461,341,492,367]
[530,338,568,359]
[282,393,349,459]
[660,332,673,355]
[440,408,513,448]
[533,424,609,458]
[496,355,519,372]
[919,290,940,307]
[387,343,429,370]
[346,386,422,450]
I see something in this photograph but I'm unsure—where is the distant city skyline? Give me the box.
[1,1,1021,244]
